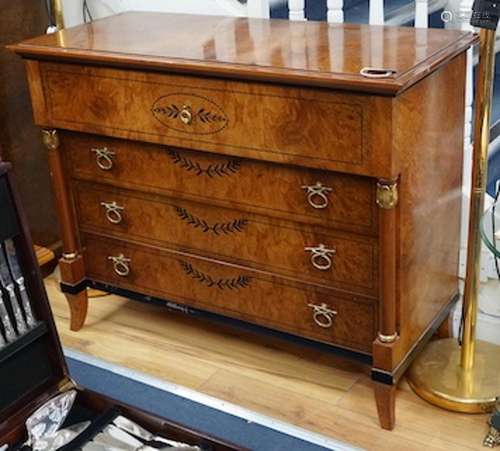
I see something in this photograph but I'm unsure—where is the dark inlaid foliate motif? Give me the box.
[179,260,252,290]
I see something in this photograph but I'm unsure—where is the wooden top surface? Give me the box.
[10,12,477,94]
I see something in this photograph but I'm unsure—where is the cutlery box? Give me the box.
[0,162,245,451]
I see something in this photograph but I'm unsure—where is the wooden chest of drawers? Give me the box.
[11,12,477,430]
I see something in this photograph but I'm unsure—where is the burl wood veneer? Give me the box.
[10,13,477,430]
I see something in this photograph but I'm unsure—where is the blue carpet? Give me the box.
[67,356,357,451]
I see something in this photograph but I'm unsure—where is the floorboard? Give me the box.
[44,275,489,451]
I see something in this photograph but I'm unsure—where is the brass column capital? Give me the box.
[41,129,60,151]
[376,179,399,209]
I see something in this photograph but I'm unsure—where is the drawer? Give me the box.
[40,62,372,171]
[74,182,378,296]
[82,233,376,353]
[66,133,377,235]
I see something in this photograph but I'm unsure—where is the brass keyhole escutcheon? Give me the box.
[180,105,193,125]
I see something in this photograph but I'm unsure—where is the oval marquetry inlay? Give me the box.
[152,94,228,134]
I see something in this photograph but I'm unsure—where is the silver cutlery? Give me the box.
[82,443,107,451]
[0,291,16,343]
[82,443,190,451]
[0,324,6,348]
[98,425,200,451]
[0,422,88,451]
[32,421,91,451]
[0,246,28,335]
[90,435,199,451]
[101,425,156,451]
[25,390,77,448]
[83,443,120,451]
[113,416,199,449]
[4,239,37,328]
[94,429,140,451]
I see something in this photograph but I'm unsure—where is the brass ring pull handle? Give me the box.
[180,106,193,125]
[91,147,116,171]
[108,254,131,277]
[359,67,397,79]
[101,201,125,224]
[304,244,336,271]
[301,182,333,209]
[308,303,338,328]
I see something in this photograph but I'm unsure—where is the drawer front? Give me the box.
[75,183,378,295]
[82,233,376,353]
[41,63,369,169]
[66,133,377,235]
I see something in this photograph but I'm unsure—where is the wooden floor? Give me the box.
[44,275,489,451]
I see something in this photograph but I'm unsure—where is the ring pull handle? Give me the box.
[101,201,124,224]
[180,105,193,125]
[108,254,131,277]
[360,67,397,79]
[308,303,338,328]
[304,244,336,271]
[91,147,116,171]
[301,182,333,209]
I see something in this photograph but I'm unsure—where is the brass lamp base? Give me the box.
[88,288,108,298]
[408,338,500,413]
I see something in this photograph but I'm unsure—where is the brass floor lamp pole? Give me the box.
[52,0,65,29]
[408,1,500,412]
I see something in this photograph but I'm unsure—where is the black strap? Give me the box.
[471,0,500,30]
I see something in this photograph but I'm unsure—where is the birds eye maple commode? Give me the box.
[10,12,477,430]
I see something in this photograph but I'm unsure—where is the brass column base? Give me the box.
[408,338,500,413]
